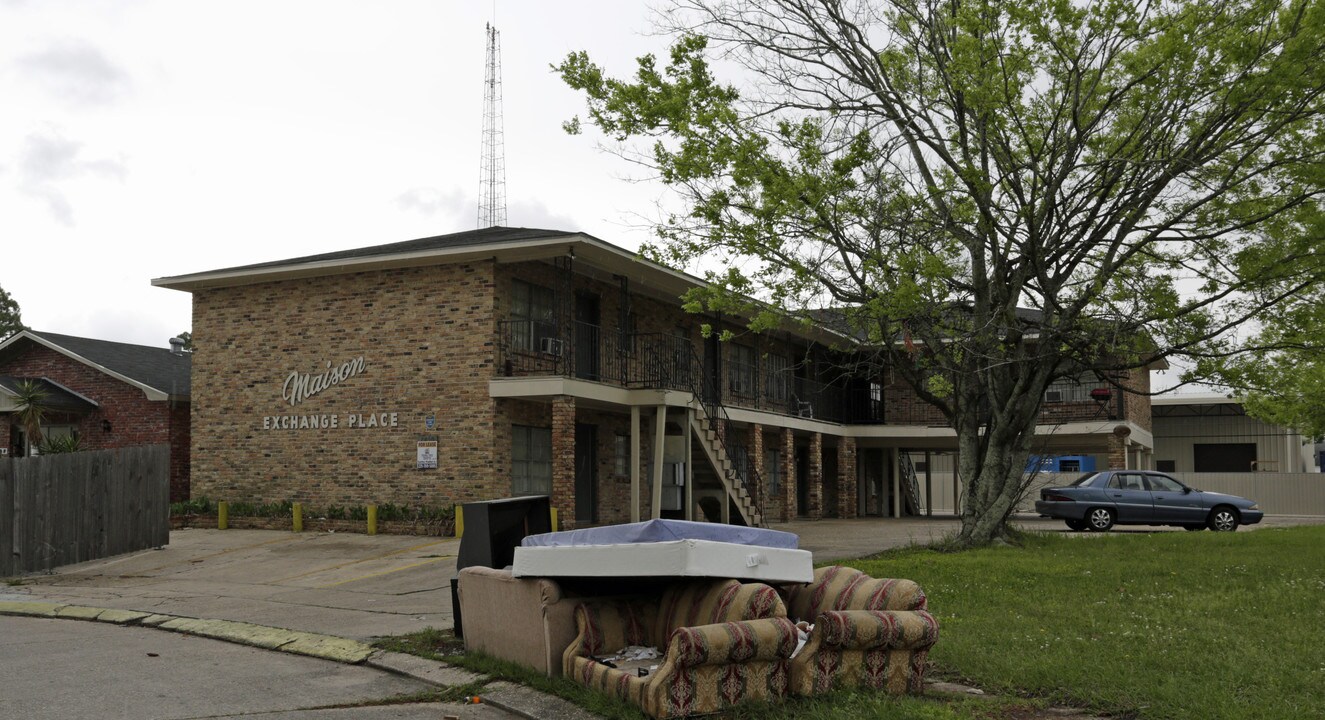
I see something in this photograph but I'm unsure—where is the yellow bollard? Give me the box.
[292,502,303,532]
[550,507,559,532]
[367,505,378,535]
[455,506,464,539]
[217,501,228,530]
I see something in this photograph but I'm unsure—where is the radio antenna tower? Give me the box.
[478,22,507,228]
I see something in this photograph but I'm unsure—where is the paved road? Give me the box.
[0,615,510,720]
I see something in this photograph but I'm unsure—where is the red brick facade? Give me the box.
[0,343,191,500]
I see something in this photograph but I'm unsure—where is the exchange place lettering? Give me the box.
[262,412,399,430]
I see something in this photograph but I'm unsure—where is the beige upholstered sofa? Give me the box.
[563,578,797,719]
[783,565,939,696]
[456,566,579,677]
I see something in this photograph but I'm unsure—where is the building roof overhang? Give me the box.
[152,227,852,348]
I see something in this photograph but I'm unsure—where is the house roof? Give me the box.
[0,376,100,413]
[152,226,590,292]
[0,330,191,401]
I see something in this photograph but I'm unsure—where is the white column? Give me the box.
[684,407,694,520]
[651,405,666,519]
[630,406,641,523]
[890,447,901,518]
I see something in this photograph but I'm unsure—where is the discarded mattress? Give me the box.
[512,519,813,584]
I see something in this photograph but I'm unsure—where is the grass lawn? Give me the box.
[380,525,1325,719]
[849,525,1325,719]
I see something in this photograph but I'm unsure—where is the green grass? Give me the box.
[847,526,1325,719]
[378,526,1325,719]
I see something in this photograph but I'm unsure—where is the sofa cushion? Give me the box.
[654,579,786,648]
[786,566,927,622]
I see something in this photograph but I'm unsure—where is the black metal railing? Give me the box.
[496,320,1121,428]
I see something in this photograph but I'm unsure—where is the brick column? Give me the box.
[838,437,857,519]
[807,432,823,519]
[781,428,796,521]
[551,396,576,529]
[1107,426,1130,470]
[749,423,765,514]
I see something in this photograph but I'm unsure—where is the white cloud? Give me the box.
[15,128,127,226]
[15,40,131,108]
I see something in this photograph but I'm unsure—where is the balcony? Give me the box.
[495,320,1124,427]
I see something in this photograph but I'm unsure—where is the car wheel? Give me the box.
[1065,518,1087,531]
[1086,508,1115,532]
[1208,506,1240,532]
[1183,524,1206,532]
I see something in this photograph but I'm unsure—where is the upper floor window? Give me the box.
[728,344,756,397]
[510,280,556,352]
[764,353,791,404]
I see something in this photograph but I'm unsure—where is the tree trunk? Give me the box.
[955,392,1041,546]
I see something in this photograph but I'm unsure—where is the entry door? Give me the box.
[1146,473,1204,524]
[703,333,720,403]
[574,295,600,381]
[575,423,597,524]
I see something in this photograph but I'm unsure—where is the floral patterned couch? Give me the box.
[784,565,940,696]
[562,578,798,719]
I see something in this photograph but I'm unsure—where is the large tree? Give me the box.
[559,0,1325,545]
[0,284,22,340]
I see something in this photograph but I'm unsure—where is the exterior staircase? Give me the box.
[689,404,764,527]
[899,451,924,515]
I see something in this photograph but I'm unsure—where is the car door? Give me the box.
[1145,473,1205,524]
[1106,472,1154,522]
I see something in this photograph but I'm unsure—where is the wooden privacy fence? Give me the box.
[0,445,169,576]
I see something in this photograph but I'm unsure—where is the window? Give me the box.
[510,280,556,351]
[614,434,629,476]
[1146,474,1184,492]
[764,354,791,404]
[512,425,552,495]
[1156,460,1177,472]
[764,448,781,495]
[728,344,756,397]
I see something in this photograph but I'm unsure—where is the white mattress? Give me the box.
[511,539,813,584]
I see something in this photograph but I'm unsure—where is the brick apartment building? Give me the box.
[0,330,192,501]
[153,227,1156,528]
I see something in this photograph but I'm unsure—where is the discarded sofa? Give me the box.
[563,578,797,719]
[783,565,939,696]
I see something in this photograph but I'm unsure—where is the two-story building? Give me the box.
[153,227,1156,528]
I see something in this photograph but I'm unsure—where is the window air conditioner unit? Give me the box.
[1044,390,1064,403]
[539,337,564,356]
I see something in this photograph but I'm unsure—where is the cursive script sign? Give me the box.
[282,356,366,407]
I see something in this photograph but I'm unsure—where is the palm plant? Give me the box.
[12,379,50,449]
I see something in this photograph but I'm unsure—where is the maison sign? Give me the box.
[261,355,400,431]
[282,356,367,407]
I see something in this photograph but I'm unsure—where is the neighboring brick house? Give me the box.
[0,331,192,501]
[153,227,1157,528]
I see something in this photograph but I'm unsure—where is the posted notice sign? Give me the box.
[416,440,438,469]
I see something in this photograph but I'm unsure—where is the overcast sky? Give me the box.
[1,0,671,349]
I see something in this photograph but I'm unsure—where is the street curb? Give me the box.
[1,600,607,719]
[0,601,373,663]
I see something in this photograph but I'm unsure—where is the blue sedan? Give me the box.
[1035,470,1264,532]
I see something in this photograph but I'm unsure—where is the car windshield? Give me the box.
[1069,473,1101,487]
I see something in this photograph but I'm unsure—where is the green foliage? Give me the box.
[10,379,48,446]
[176,331,193,351]
[848,527,1325,719]
[170,496,214,516]
[37,434,81,454]
[558,0,1325,545]
[0,284,21,340]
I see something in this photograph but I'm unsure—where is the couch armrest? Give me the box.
[809,610,939,653]
[662,617,799,669]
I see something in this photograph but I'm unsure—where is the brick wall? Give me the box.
[0,344,190,500]
[191,262,498,508]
